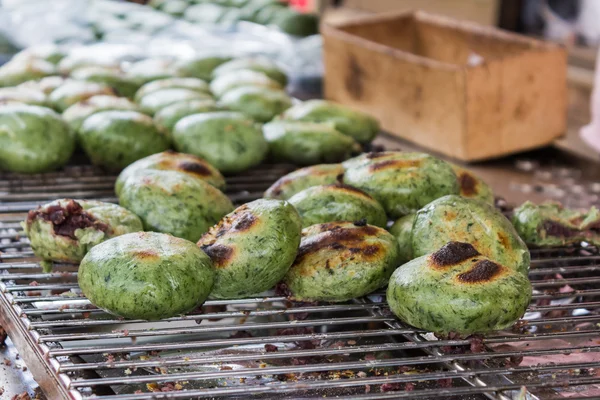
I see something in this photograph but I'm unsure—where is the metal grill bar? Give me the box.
[1,163,600,399]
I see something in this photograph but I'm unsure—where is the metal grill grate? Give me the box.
[1,165,600,399]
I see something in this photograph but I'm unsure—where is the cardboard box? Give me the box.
[322,11,568,161]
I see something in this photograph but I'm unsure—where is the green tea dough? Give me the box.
[135,77,210,102]
[118,169,233,242]
[387,241,532,336]
[70,66,140,98]
[153,99,218,132]
[264,121,361,166]
[78,231,215,320]
[125,58,177,84]
[389,213,416,265]
[24,199,143,264]
[281,100,379,143]
[0,58,56,87]
[0,87,46,106]
[288,184,387,228]
[219,86,291,123]
[198,199,301,299]
[284,221,401,302]
[62,95,142,132]
[0,104,75,173]
[78,110,171,171]
[115,150,225,195]
[412,195,530,275]
[210,70,282,98]
[173,111,267,174]
[174,55,232,81]
[212,57,287,86]
[264,163,345,200]
[450,164,494,204]
[343,151,459,219]
[137,87,212,115]
[49,80,115,112]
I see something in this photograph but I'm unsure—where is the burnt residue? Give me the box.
[297,224,380,260]
[179,161,211,177]
[200,244,233,268]
[27,200,108,240]
[366,151,392,159]
[345,55,364,99]
[458,172,477,196]
[457,259,503,283]
[430,242,480,267]
[541,220,579,238]
[232,212,257,231]
[132,250,160,260]
[369,158,422,172]
[353,219,367,227]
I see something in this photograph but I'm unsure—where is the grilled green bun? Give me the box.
[264,164,345,200]
[119,170,233,242]
[389,213,416,264]
[450,164,494,204]
[512,201,600,247]
[125,58,177,85]
[62,95,142,132]
[173,111,267,174]
[387,241,532,336]
[210,70,282,98]
[115,150,225,195]
[288,184,387,228]
[198,199,301,299]
[0,87,46,106]
[48,81,115,112]
[70,66,140,98]
[412,195,530,274]
[0,104,75,173]
[0,58,56,87]
[212,57,287,86]
[174,55,232,81]
[284,222,401,302]
[137,88,212,115]
[78,110,171,171]
[343,151,459,219]
[281,100,379,143]
[134,77,210,102]
[78,232,215,320]
[18,76,69,95]
[153,99,218,132]
[219,86,292,123]
[264,121,360,166]
[23,199,143,264]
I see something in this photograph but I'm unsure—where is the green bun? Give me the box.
[63,95,142,132]
[137,87,212,115]
[70,66,140,98]
[281,100,379,143]
[219,86,291,123]
[264,163,345,200]
[387,241,532,336]
[450,164,494,204]
[125,58,177,85]
[19,76,70,95]
[174,55,232,81]
[284,221,401,302]
[183,3,227,24]
[13,45,66,65]
[209,70,282,98]
[78,110,171,171]
[78,231,215,320]
[413,195,530,274]
[343,151,459,219]
[135,77,210,103]
[115,150,226,195]
[57,56,120,75]
[512,201,600,247]
[49,80,115,112]
[198,199,301,299]
[264,121,361,166]
[173,111,267,174]
[389,213,416,264]
[212,57,287,87]
[289,184,387,228]
[0,87,46,106]
[0,58,56,87]
[119,170,234,242]
[23,199,143,264]
[271,8,319,37]
[0,104,75,173]
[153,98,218,132]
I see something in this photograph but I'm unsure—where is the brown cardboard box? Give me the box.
[322,11,568,161]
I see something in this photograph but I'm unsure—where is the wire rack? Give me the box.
[1,164,600,400]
